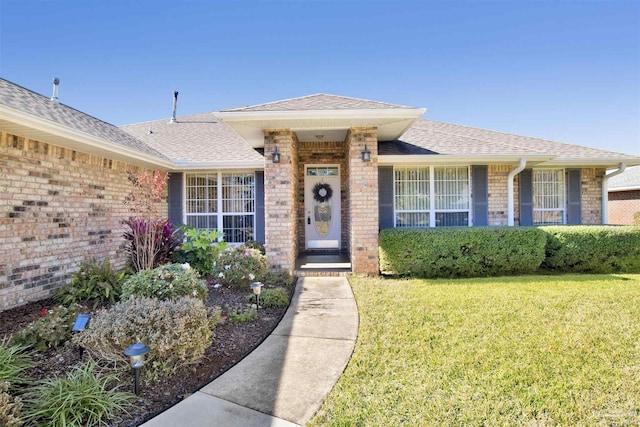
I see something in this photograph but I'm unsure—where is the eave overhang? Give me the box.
[214,108,426,148]
[0,105,174,170]
[378,154,553,166]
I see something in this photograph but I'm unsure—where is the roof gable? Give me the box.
[222,93,417,112]
[608,165,640,190]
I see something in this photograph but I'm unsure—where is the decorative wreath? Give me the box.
[312,182,333,203]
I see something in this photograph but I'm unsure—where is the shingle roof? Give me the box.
[0,78,168,160]
[380,119,639,162]
[121,113,264,165]
[222,93,417,112]
[608,165,640,190]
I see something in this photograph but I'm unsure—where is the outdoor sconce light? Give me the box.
[250,282,263,307]
[124,342,151,395]
[72,313,91,358]
[272,145,280,163]
[361,145,371,162]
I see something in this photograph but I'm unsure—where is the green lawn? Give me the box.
[309,275,640,426]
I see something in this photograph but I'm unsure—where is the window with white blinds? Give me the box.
[185,172,255,243]
[532,169,565,225]
[394,166,470,227]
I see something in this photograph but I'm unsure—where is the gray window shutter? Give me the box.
[566,169,582,225]
[378,166,394,229]
[472,166,488,226]
[167,172,183,227]
[255,171,265,243]
[519,169,533,226]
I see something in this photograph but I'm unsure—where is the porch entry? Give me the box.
[305,165,341,249]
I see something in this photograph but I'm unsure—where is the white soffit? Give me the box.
[214,108,426,147]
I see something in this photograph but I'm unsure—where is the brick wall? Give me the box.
[346,127,379,275]
[581,168,604,224]
[263,129,299,271]
[608,190,640,225]
[0,131,167,311]
[296,141,348,251]
[487,165,511,226]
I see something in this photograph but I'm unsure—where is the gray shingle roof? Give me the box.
[0,78,168,160]
[380,119,639,162]
[608,165,640,190]
[121,113,264,165]
[222,93,417,112]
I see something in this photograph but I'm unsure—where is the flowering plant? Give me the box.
[121,263,207,301]
[211,248,267,290]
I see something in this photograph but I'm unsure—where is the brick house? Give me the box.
[607,165,640,225]
[2,78,639,309]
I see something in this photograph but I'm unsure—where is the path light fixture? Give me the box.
[124,342,151,395]
[361,144,371,162]
[272,144,280,163]
[250,282,263,307]
[71,313,91,358]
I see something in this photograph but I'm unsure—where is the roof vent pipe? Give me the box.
[170,91,178,123]
[602,163,626,224]
[50,77,60,103]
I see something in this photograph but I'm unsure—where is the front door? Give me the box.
[305,166,341,249]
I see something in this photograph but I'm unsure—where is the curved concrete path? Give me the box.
[142,276,358,427]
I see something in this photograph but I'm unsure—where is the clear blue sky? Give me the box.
[1,0,639,155]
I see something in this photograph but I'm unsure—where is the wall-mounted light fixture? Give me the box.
[361,144,371,162]
[272,144,280,163]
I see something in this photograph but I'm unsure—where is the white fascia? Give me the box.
[172,160,265,170]
[0,105,174,169]
[378,154,552,165]
[214,108,426,121]
[538,158,640,168]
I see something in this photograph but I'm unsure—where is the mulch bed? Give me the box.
[0,277,295,426]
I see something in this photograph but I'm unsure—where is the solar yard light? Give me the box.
[250,282,263,307]
[124,342,151,395]
[71,313,91,358]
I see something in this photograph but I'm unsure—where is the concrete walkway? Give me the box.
[142,276,358,427]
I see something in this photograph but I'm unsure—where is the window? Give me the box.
[185,172,255,243]
[532,169,565,225]
[394,166,470,227]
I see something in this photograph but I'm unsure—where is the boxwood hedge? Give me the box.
[379,227,547,278]
[540,225,640,273]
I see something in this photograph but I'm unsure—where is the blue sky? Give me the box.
[1,0,639,155]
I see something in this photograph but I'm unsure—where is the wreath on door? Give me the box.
[312,182,333,203]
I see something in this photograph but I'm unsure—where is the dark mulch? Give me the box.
[0,278,294,426]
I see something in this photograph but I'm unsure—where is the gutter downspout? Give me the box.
[602,162,626,224]
[508,158,527,226]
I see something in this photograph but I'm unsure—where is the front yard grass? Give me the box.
[309,274,640,426]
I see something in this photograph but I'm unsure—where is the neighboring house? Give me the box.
[607,165,640,225]
[1,77,639,309]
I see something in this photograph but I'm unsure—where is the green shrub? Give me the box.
[208,306,222,330]
[0,381,22,427]
[379,227,547,278]
[56,258,127,308]
[227,305,258,324]
[74,297,213,376]
[22,361,134,427]
[241,240,265,255]
[541,225,640,273]
[260,270,297,287]
[13,304,82,351]
[173,227,228,275]
[0,339,33,391]
[212,248,267,290]
[259,288,290,309]
[121,263,207,301]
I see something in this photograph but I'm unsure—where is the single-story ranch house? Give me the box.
[1,77,639,309]
[607,165,640,225]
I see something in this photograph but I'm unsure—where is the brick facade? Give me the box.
[296,141,348,251]
[263,129,299,271]
[346,127,379,275]
[487,165,512,226]
[0,131,167,311]
[608,190,640,225]
[581,168,604,225]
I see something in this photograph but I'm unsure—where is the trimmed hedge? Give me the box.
[379,227,547,278]
[540,225,640,273]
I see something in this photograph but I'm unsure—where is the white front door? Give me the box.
[305,166,341,249]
